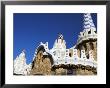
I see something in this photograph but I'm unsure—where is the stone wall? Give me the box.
[53,68,96,75]
[30,50,52,75]
[76,69,95,75]
[55,68,67,75]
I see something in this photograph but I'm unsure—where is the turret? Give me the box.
[76,13,97,61]
[77,13,97,45]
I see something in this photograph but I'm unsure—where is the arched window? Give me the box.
[88,30,91,34]
[69,53,72,57]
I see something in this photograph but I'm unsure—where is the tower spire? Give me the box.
[83,13,96,33]
[77,13,97,44]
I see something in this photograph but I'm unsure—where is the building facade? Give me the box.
[14,13,97,75]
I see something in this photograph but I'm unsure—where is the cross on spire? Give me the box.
[58,33,63,39]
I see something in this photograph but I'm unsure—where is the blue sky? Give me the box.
[14,13,97,64]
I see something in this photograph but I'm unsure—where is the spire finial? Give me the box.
[58,33,63,39]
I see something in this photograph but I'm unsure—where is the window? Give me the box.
[69,53,72,57]
[88,30,91,34]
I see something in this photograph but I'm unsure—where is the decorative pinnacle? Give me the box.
[22,49,26,53]
[58,33,63,39]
